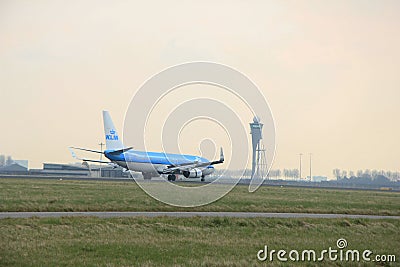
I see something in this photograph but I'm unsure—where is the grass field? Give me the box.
[0,178,399,215]
[0,216,399,266]
[1,178,399,266]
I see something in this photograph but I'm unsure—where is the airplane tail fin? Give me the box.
[103,110,124,151]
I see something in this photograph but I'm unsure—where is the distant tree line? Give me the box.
[210,167,400,188]
[332,168,400,181]
[269,169,299,179]
[332,169,400,187]
[212,169,252,178]
[212,168,301,179]
[212,167,400,182]
[0,155,13,167]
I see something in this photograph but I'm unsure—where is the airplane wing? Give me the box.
[162,147,224,174]
[68,147,110,164]
[70,146,133,155]
[69,147,103,154]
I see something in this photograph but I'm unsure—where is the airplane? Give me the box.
[69,111,224,181]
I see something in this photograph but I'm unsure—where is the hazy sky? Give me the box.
[1,1,399,177]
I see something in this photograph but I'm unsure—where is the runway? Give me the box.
[0,212,399,219]
[1,174,399,192]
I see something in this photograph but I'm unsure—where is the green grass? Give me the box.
[0,178,399,215]
[0,217,399,266]
[1,179,399,266]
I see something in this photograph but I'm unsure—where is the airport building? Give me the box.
[0,162,28,175]
[309,175,328,182]
[28,163,130,178]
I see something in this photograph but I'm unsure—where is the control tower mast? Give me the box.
[249,116,268,179]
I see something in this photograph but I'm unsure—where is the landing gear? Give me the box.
[201,175,205,182]
[167,174,176,181]
[143,173,152,180]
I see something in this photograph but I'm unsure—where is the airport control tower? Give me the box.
[250,116,268,179]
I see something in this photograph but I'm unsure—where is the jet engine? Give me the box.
[183,168,203,178]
